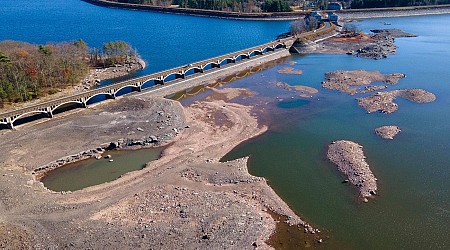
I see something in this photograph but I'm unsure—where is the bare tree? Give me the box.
[342,23,361,36]
[290,19,307,35]
[308,16,319,31]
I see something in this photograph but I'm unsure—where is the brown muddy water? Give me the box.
[42,147,164,191]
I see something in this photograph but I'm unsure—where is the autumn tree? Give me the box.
[0,40,89,104]
[102,40,136,66]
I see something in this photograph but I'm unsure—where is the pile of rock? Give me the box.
[370,29,417,38]
[277,67,303,75]
[33,148,105,178]
[357,91,398,113]
[375,126,401,140]
[357,88,436,113]
[396,88,436,103]
[355,33,396,59]
[322,70,405,95]
[327,140,377,202]
[107,135,159,150]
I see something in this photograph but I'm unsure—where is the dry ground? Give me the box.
[0,89,307,249]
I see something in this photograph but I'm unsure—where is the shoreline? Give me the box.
[339,5,450,20]
[82,0,450,21]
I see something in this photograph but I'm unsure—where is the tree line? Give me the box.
[113,0,293,12]
[351,0,450,8]
[0,40,136,107]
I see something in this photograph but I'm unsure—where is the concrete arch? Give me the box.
[50,100,85,113]
[162,72,184,81]
[11,110,49,123]
[184,66,203,76]
[218,57,235,65]
[274,43,286,49]
[202,61,221,70]
[234,53,250,61]
[84,92,114,104]
[113,84,141,95]
[141,78,157,89]
[249,50,263,57]
[184,66,202,73]
[265,46,275,51]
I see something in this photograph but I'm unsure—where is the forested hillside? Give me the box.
[113,0,293,12]
[0,40,135,106]
[351,0,450,8]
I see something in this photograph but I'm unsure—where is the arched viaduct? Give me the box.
[0,22,335,129]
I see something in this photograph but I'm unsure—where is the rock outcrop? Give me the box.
[357,89,436,113]
[322,70,405,95]
[327,140,377,202]
[375,126,401,140]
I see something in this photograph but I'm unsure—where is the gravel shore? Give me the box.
[77,58,145,92]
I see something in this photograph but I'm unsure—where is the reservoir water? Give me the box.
[2,1,450,249]
[0,0,289,74]
[220,15,450,249]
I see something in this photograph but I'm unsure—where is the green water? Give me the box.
[218,15,450,249]
[42,148,164,192]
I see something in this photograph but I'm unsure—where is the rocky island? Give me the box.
[375,126,401,140]
[327,140,378,202]
[357,88,436,113]
[277,67,303,75]
[322,70,405,95]
[309,28,417,59]
[275,81,319,98]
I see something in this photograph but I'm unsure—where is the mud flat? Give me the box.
[0,88,314,249]
[322,70,405,95]
[375,126,401,139]
[327,140,377,202]
[357,88,436,113]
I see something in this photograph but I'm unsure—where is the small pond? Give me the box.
[42,147,164,192]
